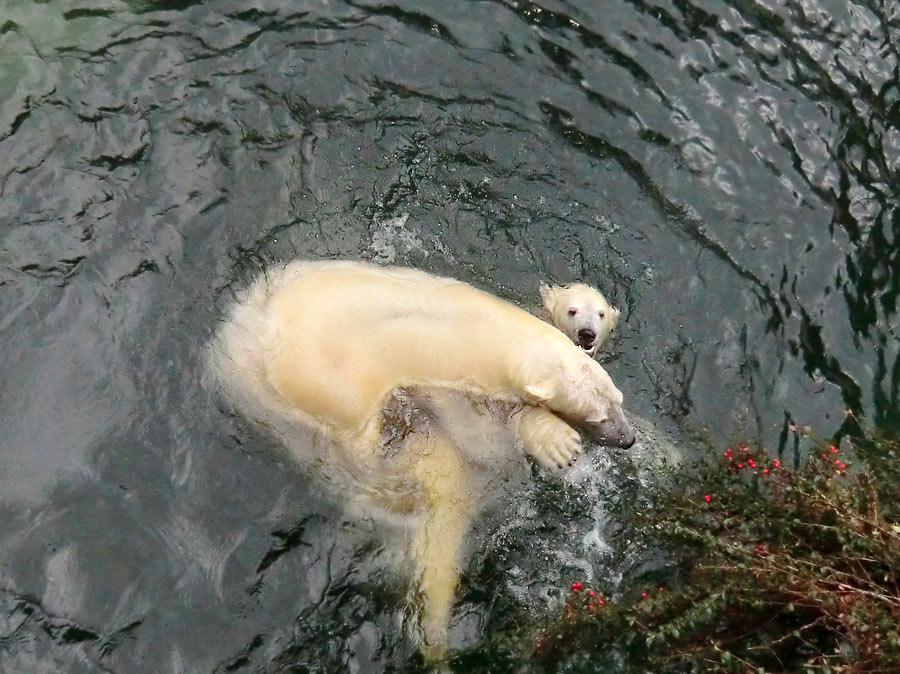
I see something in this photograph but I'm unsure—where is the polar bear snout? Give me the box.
[583,407,636,449]
[614,423,636,449]
[577,328,597,354]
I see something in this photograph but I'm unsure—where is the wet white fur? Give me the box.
[207,260,630,658]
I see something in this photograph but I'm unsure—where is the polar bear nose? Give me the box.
[577,328,596,348]
[600,420,635,449]
[581,407,636,449]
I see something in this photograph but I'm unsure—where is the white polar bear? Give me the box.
[207,260,634,659]
[540,282,620,357]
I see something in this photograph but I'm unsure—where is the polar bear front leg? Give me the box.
[517,406,582,470]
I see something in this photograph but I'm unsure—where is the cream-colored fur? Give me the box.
[207,260,633,658]
[540,282,620,357]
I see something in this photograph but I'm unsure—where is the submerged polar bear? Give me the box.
[207,260,634,658]
[540,282,620,357]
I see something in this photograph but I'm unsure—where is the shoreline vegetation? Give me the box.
[455,431,900,673]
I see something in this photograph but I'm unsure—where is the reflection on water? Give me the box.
[0,0,897,670]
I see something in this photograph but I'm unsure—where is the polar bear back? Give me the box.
[229,261,579,438]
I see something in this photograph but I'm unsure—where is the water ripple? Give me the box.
[1,0,899,669]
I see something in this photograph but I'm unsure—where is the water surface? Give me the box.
[1,0,897,671]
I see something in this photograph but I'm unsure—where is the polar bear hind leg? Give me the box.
[406,430,474,660]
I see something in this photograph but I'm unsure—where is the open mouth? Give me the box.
[576,340,597,357]
[577,329,596,353]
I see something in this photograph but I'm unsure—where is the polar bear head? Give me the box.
[525,354,635,449]
[571,357,634,449]
[540,282,620,357]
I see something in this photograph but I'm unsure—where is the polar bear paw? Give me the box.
[517,406,582,470]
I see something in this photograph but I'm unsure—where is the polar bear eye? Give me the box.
[599,310,605,319]
[567,308,577,316]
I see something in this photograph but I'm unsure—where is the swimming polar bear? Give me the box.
[540,282,620,357]
[207,260,634,658]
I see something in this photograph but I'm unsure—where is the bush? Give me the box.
[523,435,900,673]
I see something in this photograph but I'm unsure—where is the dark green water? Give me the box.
[0,0,897,671]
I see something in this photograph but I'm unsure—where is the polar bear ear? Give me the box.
[524,380,556,402]
[539,283,560,313]
[608,306,621,331]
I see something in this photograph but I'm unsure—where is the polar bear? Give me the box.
[540,282,620,357]
[207,260,634,658]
